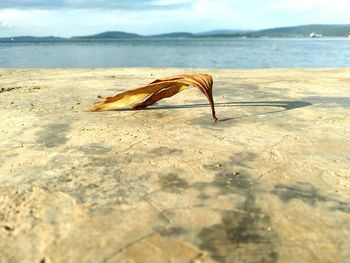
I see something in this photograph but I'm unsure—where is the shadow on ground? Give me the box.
[104,100,312,122]
[107,100,312,111]
[302,96,350,107]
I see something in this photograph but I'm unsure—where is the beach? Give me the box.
[0,68,349,262]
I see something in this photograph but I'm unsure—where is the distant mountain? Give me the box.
[197,29,252,36]
[72,31,142,39]
[150,32,195,38]
[1,24,350,42]
[74,31,196,39]
[0,36,66,42]
[250,24,350,37]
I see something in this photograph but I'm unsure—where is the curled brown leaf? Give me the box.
[89,73,217,121]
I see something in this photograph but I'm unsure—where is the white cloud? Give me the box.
[0,0,349,37]
[0,8,55,27]
[268,0,350,13]
[0,0,192,10]
[153,0,193,6]
[0,21,11,28]
[267,0,350,25]
[0,8,86,36]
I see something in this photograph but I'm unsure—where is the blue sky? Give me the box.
[0,0,349,37]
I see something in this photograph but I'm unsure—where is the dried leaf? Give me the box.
[89,73,217,121]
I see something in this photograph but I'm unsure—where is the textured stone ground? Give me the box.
[0,68,349,263]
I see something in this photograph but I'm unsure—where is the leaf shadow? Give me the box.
[115,100,312,121]
[214,101,312,122]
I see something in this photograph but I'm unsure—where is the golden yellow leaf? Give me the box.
[89,73,217,121]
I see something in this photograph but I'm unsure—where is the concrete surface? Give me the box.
[0,68,349,263]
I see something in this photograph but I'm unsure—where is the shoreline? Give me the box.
[1,68,349,262]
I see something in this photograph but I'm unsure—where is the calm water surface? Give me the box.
[0,38,350,68]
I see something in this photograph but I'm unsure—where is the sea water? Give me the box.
[0,38,350,68]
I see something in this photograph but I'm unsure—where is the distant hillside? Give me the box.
[150,32,195,38]
[0,36,66,43]
[2,24,350,42]
[197,29,252,36]
[76,31,196,39]
[250,24,350,37]
[72,31,142,39]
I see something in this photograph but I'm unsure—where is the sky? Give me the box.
[0,0,350,37]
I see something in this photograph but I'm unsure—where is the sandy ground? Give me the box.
[0,68,349,263]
